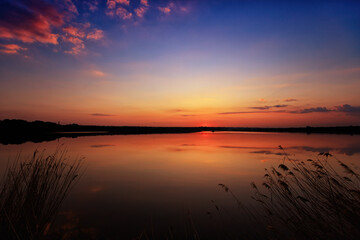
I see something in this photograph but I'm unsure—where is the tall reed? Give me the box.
[0,149,83,240]
[248,146,360,239]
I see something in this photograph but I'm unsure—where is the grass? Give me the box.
[0,149,83,240]
[220,146,360,239]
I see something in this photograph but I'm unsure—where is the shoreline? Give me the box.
[1,119,360,145]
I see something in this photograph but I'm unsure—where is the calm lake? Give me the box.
[0,132,359,239]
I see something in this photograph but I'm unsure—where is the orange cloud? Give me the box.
[87,29,104,40]
[284,98,298,102]
[258,98,267,102]
[0,44,27,54]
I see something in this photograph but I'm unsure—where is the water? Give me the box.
[0,132,359,238]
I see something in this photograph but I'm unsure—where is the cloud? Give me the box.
[284,98,298,102]
[250,150,288,156]
[86,29,104,40]
[182,114,197,117]
[116,7,133,20]
[0,44,27,54]
[135,6,147,18]
[64,0,78,15]
[158,2,175,14]
[85,0,99,12]
[140,0,149,7]
[116,0,130,5]
[168,109,187,113]
[218,111,260,115]
[334,104,360,116]
[107,0,116,10]
[0,0,64,44]
[63,25,85,38]
[107,0,135,19]
[62,36,84,55]
[218,104,360,116]
[0,0,103,56]
[90,144,115,148]
[158,6,171,14]
[250,104,288,110]
[134,0,149,18]
[295,107,331,114]
[91,70,106,77]
[90,113,116,117]
[179,6,189,13]
[62,24,104,54]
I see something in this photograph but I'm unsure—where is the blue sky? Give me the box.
[0,0,360,126]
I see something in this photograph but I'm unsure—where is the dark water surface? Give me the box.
[0,132,359,238]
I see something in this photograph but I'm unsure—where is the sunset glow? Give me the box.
[1,0,359,127]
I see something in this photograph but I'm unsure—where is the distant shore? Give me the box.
[0,119,359,145]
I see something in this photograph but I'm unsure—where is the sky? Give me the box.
[0,0,360,127]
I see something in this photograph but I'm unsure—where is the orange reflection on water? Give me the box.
[0,132,359,238]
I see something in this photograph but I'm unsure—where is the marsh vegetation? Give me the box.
[0,149,82,240]
[219,147,360,239]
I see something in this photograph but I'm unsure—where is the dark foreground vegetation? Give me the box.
[218,147,360,240]
[1,119,360,144]
[0,149,82,240]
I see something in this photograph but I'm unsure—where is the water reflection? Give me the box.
[0,132,359,238]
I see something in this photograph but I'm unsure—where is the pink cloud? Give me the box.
[0,44,27,54]
[62,23,103,54]
[180,6,189,13]
[91,70,106,77]
[115,0,130,5]
[62,36,85,55]
[134,0,149,18]
[116,7,133,20]
[0,1,64,45]
[63,26,85,38]
[87,29,104,40]
[158,6,171,14]
[158,2,175,14]
[135,6,147,18]
[0,1,104,56]
[140,0,149,7]
[107,0,116,9]
[86,1,99,12]
[64,0,78,14]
